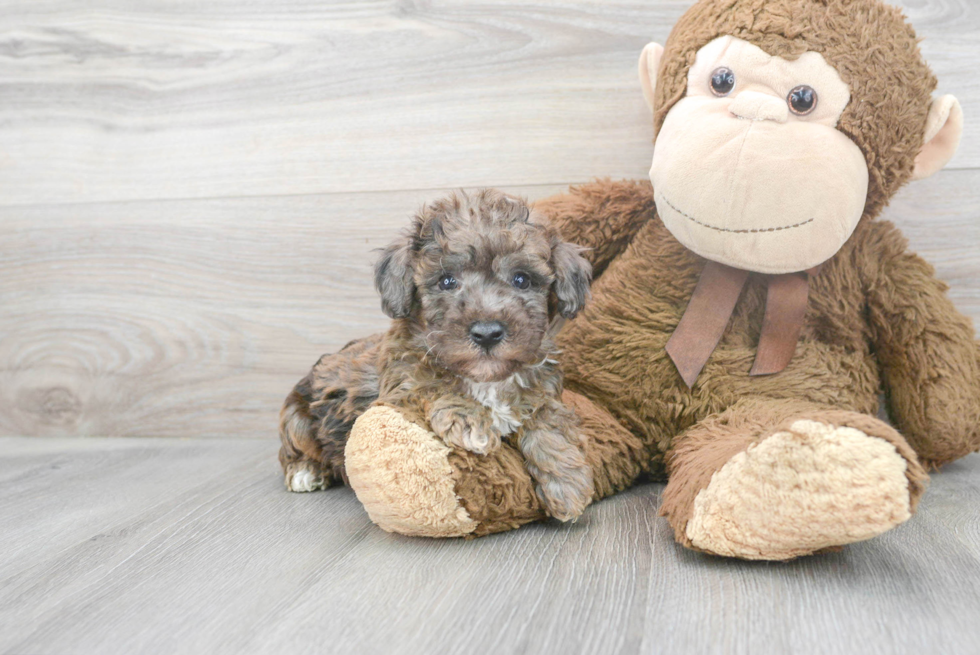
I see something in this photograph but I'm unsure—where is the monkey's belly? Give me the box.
[559,302,881,460]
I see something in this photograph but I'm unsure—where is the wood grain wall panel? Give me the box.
[0,172,976,438]
[0,184,565,438]
[0,0,976,206]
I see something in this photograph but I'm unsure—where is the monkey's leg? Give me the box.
[659,398,929,560]
[344,391,650,537]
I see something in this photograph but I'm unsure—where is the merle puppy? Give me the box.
[279,189,594,521]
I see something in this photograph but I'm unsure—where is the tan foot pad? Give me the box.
[345,406,477,538]
[686,420,912,560]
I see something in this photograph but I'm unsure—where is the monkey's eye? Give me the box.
[512,272,531,290]
[788,85,817,115]
[710,67,736,96]
[437,275,458,291]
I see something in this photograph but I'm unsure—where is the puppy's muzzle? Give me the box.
[469,321,506,351]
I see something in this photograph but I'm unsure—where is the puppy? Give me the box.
[279,189,594,521]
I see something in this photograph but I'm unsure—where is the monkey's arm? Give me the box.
[534,179,655,279]
[864,223,980,468]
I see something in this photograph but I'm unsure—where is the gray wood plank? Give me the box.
[0,437,273,582]
[641,471,980,655]
[1,437,979,655]
[0,0,976,206]
[1,171,977,439]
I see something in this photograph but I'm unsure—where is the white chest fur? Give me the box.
[465,377,524,436]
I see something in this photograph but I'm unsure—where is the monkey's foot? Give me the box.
[683,420,915,560]
[345,406,479,537]
[345,405,548,538]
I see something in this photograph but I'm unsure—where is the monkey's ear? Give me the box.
[638,42,664,113]
[551,242,592,319]
[374,236,416,319]
[912,95,963,181]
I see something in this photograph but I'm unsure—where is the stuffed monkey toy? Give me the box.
[329,0,977,560]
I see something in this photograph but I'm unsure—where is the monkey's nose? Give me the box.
[470,321,506,350]
[728,91,789,123]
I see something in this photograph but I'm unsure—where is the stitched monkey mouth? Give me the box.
[656,192,814,234]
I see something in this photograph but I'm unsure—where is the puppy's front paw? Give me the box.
[429,406,501,455]
[530,461,594,522]
[520,426,594,521]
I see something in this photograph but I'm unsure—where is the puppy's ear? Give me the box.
[374,235,416,319]
[551,240,592,319]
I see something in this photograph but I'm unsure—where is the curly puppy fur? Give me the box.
[279,189,595,521]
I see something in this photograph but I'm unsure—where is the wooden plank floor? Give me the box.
[1,437,979,655]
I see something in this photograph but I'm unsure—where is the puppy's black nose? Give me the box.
[470,321,506,349]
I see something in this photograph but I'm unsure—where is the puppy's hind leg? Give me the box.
[279,335,383,492]
[279,378,332,492]
[518,400,594,522]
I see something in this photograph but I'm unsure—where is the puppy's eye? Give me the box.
[437,275,457,291]
[512,272,531,290]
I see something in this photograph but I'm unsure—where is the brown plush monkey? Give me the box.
[341,0,977,560]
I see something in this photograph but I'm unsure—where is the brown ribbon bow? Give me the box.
[665,261,816,388]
